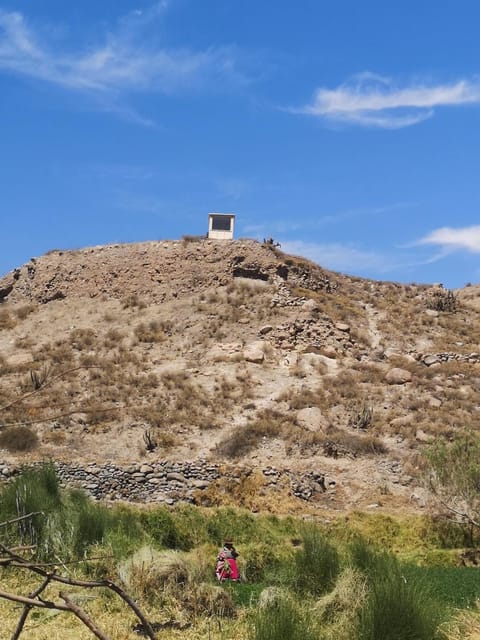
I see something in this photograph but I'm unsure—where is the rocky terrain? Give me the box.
[1,237,479,515]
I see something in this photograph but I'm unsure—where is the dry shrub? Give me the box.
[38,339,75,364]
[281,385,326,410]
[15,304,36,320]
[184,582,235,617]
[103,328,124,349]
[318,426,386,457]
[314,567,368,638]
[118,546,189,600]
[0,308,16,330]
[122,293,146,309]
[216,409,295,458]
[134,321,166,343]
[441,609,480,640]
[117,546,235,616]
[70,328,96,350]
[0,426,39,452]
[182,234,205,244]
[84,402,119,427]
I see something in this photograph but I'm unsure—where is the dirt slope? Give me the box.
[1,238,480,514]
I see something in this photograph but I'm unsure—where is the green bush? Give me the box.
[0,462,60,554]
[358,567,444,640]
[68,490,111,556]
[251,590,317,640]
[349,539,445,640]
[294,524,340,597]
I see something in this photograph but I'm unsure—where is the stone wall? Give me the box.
[0,459,329,505]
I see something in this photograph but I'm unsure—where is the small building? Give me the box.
[208,213,235,240]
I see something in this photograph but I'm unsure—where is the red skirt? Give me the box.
[216,558,239,581]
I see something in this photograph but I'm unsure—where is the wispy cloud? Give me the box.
[296,72,480,129]
[0,4,244,122]
[416,225,480,253]
[280,240,391,273]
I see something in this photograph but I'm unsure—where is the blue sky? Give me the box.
[1,0,480,287]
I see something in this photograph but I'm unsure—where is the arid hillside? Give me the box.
[1,238,479,514]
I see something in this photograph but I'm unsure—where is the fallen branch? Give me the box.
[0,542,157,640]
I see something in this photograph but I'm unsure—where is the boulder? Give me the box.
[386,368,412,384]
[244,341,266,363]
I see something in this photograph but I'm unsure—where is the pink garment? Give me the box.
[216,556,239,581]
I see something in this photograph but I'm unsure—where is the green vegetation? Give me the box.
[427,430,480,531]
[2,463,480,639]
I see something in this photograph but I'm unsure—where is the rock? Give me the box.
[191,479,210,489]
[140,464,154,474]
[321,346,338,359]
[415,429,433,443]
[302,299,319,313]
[386,368,412,384]
[259,325,273,335]
[209,342,243,361]
[296,407,324,432]
[425,309,439,317]
[244,341,266,363]
[423,354,441,366]
[335,322,350,332]
[428,397,442,408]
[167,472,186,483]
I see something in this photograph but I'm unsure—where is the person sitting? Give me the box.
[215,539,239,582]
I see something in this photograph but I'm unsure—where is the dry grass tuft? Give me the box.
[0,426,39,452]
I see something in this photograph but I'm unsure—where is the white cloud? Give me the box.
[0,6,242,105]
[416,225,480,253]
[280,240,390,273]
[297,72,480,129]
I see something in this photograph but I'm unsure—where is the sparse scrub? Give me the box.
[134,320,166,343]
[427,288,458,312]
[348,401,374,430]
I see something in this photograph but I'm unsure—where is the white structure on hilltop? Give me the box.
[208,213,235,240]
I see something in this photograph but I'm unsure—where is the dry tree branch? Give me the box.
[0,539,157,640]
[0,365,102,413]
[1,406,119,428]
[11,575,53,640]
[0,513,43,528]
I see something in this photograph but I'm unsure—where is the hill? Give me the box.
[1,237,480,515]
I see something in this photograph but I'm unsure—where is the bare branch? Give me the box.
[0,365,102,412]
[1,406,119,428]
[12,575,53,640]
[59,593,111,640]
[0,512,43,529]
